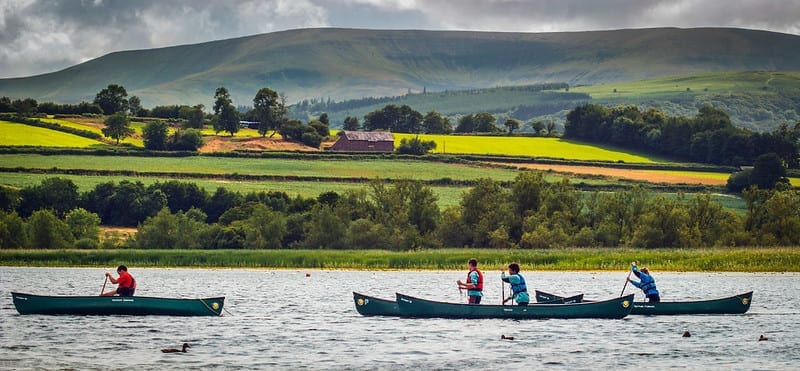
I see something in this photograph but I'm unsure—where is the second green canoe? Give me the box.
[534,290,753,315]
[354,292,634,319]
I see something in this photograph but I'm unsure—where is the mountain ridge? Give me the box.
[1,27,799,107]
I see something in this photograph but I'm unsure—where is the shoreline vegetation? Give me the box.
[1,248,798,272]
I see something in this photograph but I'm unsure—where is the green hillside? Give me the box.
[1,27,800,108]
[299,71,800,132]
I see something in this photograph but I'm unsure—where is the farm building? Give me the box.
[329,131,394,152]
[239,121,260,129]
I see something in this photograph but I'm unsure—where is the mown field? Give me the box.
[0,154,523,181]
[1,247,797,272]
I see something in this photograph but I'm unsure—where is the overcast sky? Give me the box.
[1,0,798,78]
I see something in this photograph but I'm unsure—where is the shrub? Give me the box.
[396,137,436,155]
[74,238,99,249]
[301,132,323,148]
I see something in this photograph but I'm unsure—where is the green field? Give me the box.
[0,172,470,208]
[0,121,104,147]
[1,247,797,272]
[0,154,523,181]
[0,172,747,212]
[573,71,800,100]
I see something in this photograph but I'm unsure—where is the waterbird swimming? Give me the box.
[759,335,768,341]
[161,343,191,353]
[501,335,514,340]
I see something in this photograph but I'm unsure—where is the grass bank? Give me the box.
[1,248,797,272]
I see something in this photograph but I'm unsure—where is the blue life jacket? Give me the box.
[634,271,658,296]
[511,274,527,295]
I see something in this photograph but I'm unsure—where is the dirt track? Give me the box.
[498,163,729,185]
[199,136,324,153]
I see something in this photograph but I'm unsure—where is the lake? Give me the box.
[1,267,798,369]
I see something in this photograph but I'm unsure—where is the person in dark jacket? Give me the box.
[628,262,659,302]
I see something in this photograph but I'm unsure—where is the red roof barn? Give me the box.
[330,131,394,152]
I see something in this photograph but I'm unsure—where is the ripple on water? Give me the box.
[2,269,800,369]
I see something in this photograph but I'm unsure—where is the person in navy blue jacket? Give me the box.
[628,262,660,302]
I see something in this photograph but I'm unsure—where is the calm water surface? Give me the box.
[1,268,798,370]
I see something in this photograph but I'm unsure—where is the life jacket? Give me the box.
[117,273,136,297]
[638,274,658,296]
[118,272,135,289]
[511,274,527,294]
[467,269,483,291]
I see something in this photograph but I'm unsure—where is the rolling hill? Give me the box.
[1,27,800,108]
[296,71,800,131]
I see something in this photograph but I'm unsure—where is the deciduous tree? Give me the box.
[142,121,169,150]
[504,118,521,134]
[128,96,143,116]
[94,84,129,114]
[343,116,360,131]
[253,87,280,137]
[27,209,74,248]
[65,208,101,241]
[102,112,134,144]
[213,87,232,115]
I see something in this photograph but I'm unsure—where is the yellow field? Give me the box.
[0,121,103,147]
[40,117,145,146]
[393,133,662,163]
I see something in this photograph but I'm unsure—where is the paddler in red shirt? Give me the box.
[101,265,137,297]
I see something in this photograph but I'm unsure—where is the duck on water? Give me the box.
[161,343,191,353]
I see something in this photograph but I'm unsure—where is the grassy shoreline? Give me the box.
[1,248,798,272]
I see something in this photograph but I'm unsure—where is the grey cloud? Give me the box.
[409,0,800,33]
[1,0,798,78]
[0,0,329,78]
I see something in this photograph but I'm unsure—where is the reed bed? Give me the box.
[1,248,797,272]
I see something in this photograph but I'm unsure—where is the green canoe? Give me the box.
[533,290,584,304]
[630,291,753,315]
[353,292,399,316]
[11,292,225,316]
[395,292,634,319]
[535,290,753,315]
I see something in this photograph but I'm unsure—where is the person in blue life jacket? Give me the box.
[628,261,660,302]
[501,262,530,306]
[457,258,483,304]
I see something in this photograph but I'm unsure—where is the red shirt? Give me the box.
[117,271,134,289]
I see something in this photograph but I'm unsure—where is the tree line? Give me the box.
[2,175,799,250]
[564,103,800,168]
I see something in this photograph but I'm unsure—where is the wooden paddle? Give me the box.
[501,277,505,305]
[100,275,108,296]
[620,269,632,296]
